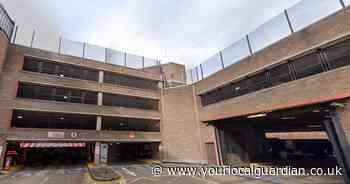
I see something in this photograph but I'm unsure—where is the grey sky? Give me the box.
[1,0,304,67]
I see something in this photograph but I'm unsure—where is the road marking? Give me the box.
[39,176,49,184]
[122,167,137,176]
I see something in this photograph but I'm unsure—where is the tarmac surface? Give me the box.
[0,164,345,184]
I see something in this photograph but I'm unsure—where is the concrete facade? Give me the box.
[1,3,350,170]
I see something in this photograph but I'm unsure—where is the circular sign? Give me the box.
[70,132,78,138]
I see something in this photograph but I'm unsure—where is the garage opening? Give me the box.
[5,142,95,168]
[214,103,341,169]
[108,142,160,164]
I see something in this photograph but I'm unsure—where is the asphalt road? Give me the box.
[0,164,345,184]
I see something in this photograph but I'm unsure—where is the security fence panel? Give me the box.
[287,0,342,32]
[33,30,59,52]
[185,69,193,84]
[201,53,222,78]
[222,38,251,68]
[60,38,84,58]
[14,26,32,47]
[346,0,350,6]
[191,68,198,83]
[0,6,14,40]
[85,43,106,62]
[126,53,143,69]
[143,57,158,68]
[106,49,125,66]
[248,12,291,53]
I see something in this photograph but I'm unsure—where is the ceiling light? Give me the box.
[59,117,65,120]
[281,117,295,120]
[17,116,23,119]
[235,87,240,90]
[307,125,323,128]
[59,74,64,77]
[247,113,267,119]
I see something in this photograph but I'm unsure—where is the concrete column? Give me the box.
[335,100,350,142]
[98,92,103,106]
[94,142,100,164]
[98,70,104,83]
[100,143,108,164]
[0,137,6,170]
[96,116,102,131]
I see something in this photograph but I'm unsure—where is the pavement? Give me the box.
[0,164,345,184]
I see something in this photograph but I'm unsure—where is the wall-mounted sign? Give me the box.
[128,132,136,139]
[48,132,65,139]
[70,132,78,138]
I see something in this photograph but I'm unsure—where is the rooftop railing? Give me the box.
[173,0,349,86]
[0,3,15,41]
[1,0,349,82]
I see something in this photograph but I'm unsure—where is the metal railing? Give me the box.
[0,3,15,41]
[2,0,350,81]
[172,0,349,86]
[12,33,161,71]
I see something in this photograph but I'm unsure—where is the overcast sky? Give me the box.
[1,0,302,67]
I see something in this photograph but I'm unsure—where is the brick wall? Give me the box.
[161,85,207,163]
[195,6,350,95]
[0,31,9,73]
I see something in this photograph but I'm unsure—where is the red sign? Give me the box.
[128,132,136,139]
[48,132,65,139]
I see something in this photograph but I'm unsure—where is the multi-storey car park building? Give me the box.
[1,2,350,183]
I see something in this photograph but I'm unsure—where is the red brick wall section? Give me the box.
[195,6,350,95]
[0,46,23,129]
[161,85,206,163]
[0,31,9,74]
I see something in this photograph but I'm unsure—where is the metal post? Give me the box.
[219,51,225,69]
[214,126,223,165]
[339,0,346,8]
[190,69,194,83]
[323,111,350,183]
[30,29,36,48]
[246,35,253,55]
[11,25,18,44]
[142,57,145,69]
[58,37,62,54]
[124,53,127,66]
[104,48,108,63]
[199,64,204,79]
[195,67,200,81]
[284,9,294,34]
[82,43,86,58]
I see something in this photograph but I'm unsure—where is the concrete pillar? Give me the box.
[100,143,108,164]
[96,116,102,131]
[94,142,100,164]
[335,100,350,142]
[98,71,104,83]
[98,92,103,106]
[0,137,6,170]
[324,111,350,183]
